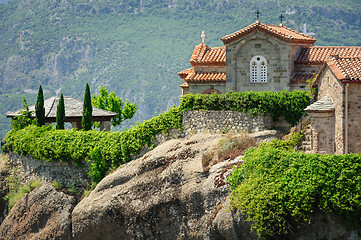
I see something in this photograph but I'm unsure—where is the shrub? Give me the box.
[201,133,257,172]
[179,90,310,125]
[227,136,361,237]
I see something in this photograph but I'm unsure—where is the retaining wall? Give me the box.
[182,110,290,135]
[6,152,90,188]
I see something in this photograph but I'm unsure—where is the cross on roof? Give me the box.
[255,10,261,20]
[279,14,284,23]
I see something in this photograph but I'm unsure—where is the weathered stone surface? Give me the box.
[72,133,236,239]
[6,152,90,188]
[182,110,290,135]
[0,155,9,222]
[0,183,75,240]
[210,198,258,240]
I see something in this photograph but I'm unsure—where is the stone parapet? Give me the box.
[182,110,290,135]
[6,152,90,188]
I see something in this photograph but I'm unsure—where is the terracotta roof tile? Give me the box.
[290,73,315,84]
[295,46,361,65]
[189,42,226,66]
[186,69,226,84]
[221,23,316,45]
[327,57,361,82]
[178,68,226,84]
[179,82,189,88]
[178,68,193,79]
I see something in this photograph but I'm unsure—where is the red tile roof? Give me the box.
[295,46,361,65]
[179,82,189,88]
[189,42,226,66]
[178,68,226,84]
[290,73,315,84]
[178,68,193,79]
[327,57,361,82]
[221,23,316,45]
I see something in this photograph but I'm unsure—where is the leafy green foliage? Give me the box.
[4,167,42,211]
[92,85,137,127]
[3,91,308,183]
[35,85,45,126]
[11,97,36,131]
[82,83,92,131]
[56,94,65,130]
[3,106,183,182]
[227,135,361,237]
[180,91,310,125]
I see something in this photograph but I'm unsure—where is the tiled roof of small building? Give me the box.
[221,22,316,45]
[189,42,226,66]
[178,68,226,84]
[290,73,315,84]
[295,46,361,65]
[6,96,118,118]
[305,95,334,112]
[327,57,361,82]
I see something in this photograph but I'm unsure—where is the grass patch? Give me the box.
[202,133,257,172]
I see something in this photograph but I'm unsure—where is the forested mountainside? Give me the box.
[0,0,360,139]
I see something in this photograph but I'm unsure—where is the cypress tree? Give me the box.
[56,94,65,130]
[82,83,92,130]
[35,85,45,126]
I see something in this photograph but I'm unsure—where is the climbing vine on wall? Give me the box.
[179,90,310,125]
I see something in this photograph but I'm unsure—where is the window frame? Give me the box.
[250,55,268,83]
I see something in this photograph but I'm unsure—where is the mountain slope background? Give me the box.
[0,0,360,139]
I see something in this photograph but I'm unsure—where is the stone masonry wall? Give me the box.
[347,83,361,153]
[6,152,90,188]
[226,32,291,92]
[182,110,290,135]
[317,67,345,154]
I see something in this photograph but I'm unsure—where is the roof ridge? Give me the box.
[221,22,317,44]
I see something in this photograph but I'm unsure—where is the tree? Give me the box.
[56,94,65,130]
[92,85,137,127]
[11,97,36,131]
[35,85,45,126]
[82,83,93,131]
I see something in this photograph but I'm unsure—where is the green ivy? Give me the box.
[3,91,309,184]
[179,90,310,125]
[228,139,361,238]
[2,106,183,182]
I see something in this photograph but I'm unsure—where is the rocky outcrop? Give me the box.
[0,184,75,240]
[72,133,234,239]
[1,55,35,90]
[0,156,9,222]
[2,132,361,240]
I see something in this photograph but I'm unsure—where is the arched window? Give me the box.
[250,56,267,83]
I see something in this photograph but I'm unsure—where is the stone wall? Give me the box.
[6,152,90,188]
[317,67,345,154]
[226,32,292,92]
[347,83,361,153]
[182,110,290,135]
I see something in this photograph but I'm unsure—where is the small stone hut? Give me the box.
[6,96,117,131]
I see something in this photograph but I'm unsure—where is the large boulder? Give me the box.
[72,133,236,239]
[0,183,75,240]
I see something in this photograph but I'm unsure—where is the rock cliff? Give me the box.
[1,132,360,239]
